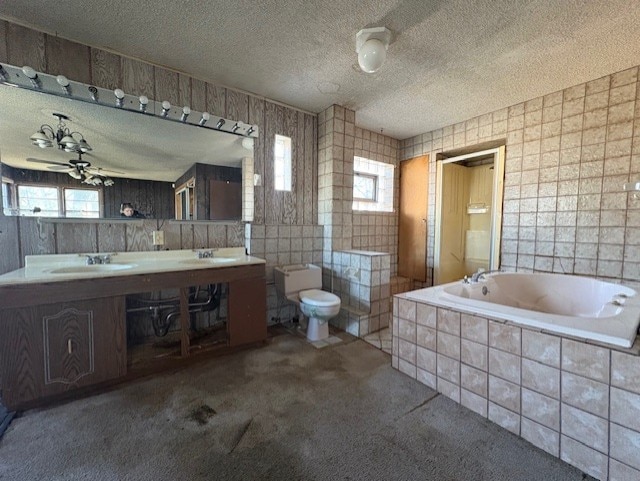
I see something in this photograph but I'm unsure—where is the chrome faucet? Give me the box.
[84,254,113,265]
[195,249,216,259]
[471,269,502,282]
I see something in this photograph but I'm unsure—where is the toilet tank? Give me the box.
[274,264,322,297]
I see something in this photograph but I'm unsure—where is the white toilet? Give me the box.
[274,264,341,341]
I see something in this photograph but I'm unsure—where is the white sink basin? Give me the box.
[181,257,238,265]
[48,264,136,274]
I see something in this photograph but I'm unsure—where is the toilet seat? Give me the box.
[299,289,340,307]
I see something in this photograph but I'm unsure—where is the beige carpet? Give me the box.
[0,331,593,480]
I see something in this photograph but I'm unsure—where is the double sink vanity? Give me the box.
[0,247,267,410]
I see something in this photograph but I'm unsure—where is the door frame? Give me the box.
[434,146,505,285]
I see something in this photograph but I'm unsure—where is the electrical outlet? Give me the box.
[152,230,165,246]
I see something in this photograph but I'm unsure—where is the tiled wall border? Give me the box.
[392,294,640,481]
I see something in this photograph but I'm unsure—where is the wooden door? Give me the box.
[439,163,469,284]
[398,155,429,281]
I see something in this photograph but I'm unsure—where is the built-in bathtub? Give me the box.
[405,272,640,348]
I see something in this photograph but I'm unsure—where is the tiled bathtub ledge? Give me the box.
[391,294,640,481]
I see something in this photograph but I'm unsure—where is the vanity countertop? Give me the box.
[0,247,265,286]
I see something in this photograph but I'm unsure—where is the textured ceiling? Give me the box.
[1,0,640,139]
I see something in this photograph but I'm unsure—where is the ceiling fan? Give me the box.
[26,153,123,186]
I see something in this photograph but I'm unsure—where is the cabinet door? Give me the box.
[0,297,126,409]
[227,275,267,346]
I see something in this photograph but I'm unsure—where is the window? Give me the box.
[2,177,16,216]
[353,173,378,202]
[15,184,101,217]
[274,134,292,191]
[352,156,395,212]
[64,188,100,218]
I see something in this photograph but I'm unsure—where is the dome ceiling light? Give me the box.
[355,27,392,74]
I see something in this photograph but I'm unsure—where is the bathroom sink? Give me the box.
[48,264,136,274]
[181,257,239,265]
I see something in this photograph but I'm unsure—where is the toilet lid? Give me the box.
[299,289,340,307]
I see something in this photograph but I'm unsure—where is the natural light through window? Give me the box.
[274,134,292,191]
[352,156,394,212]
[15,185,100,217]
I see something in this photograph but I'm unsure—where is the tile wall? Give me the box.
[330,250,390,336]
[392,295,640,481]
[400,66,640,286]
[317,105,401,335]
[353,127,401,275]
[245,224,324,324]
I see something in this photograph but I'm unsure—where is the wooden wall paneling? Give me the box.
[56,223,97,254]
[295,111,305,225]
[195,164,208,220]
[97,223,127,253]
[248,96,265,224]
[178,74,191,108]
[226,223,244,247]
[263,101,278,224]
[163,221,181,250]
[192,223,208,249]
[312,115,318,225]
[180,223,194,249]
[5,23,46,71]
[156,181,174,219]
[44,36,91,84]
[226,90,249,123]
[282,106,297,224]
[154,66,179,106]
[90,48,122,90]
[125,219,155,251]
[121,57,155,98]
[18,218,56,260]
[304,114,315,225]
[0,216,20,274]
[0,20,8,61]
[205,83,226,117]
[208,224,227,248]
[191,78,207,112]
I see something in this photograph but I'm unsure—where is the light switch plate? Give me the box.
[152,230,165,246]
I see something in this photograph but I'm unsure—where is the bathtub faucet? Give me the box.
[471,269,502,282]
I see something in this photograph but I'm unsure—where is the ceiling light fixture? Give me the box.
[355,27,392,74]
[68,153,114,186]
[29,113,92,154]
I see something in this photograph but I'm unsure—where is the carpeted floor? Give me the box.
[0,331,593,481]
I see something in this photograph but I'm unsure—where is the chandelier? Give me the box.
[29,113,92,153]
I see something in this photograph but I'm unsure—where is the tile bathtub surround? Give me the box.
[329,250,391,336]
[392,294,640,481]
[401,65,640,285]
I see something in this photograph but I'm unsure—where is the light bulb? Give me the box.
[114,88,125,99]
[180,106,191,122]
[199,112,210,126]
[56,75,70,87]
[358,38,387,73]
[21,66,37,79]
[161,101,171,117]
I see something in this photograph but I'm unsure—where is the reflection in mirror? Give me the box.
[0,81,254,221]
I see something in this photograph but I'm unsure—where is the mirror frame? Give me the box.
[0,62,258,222]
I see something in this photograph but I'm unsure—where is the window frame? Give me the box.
[353,172,379,202]
[14,183,103,218]
[274,134,292,192]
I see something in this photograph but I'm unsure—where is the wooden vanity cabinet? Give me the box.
[0,297,126,410]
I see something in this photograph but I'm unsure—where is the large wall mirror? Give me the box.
[0,67,255,221]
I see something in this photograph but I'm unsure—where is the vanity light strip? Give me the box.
[0,63,259,138]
